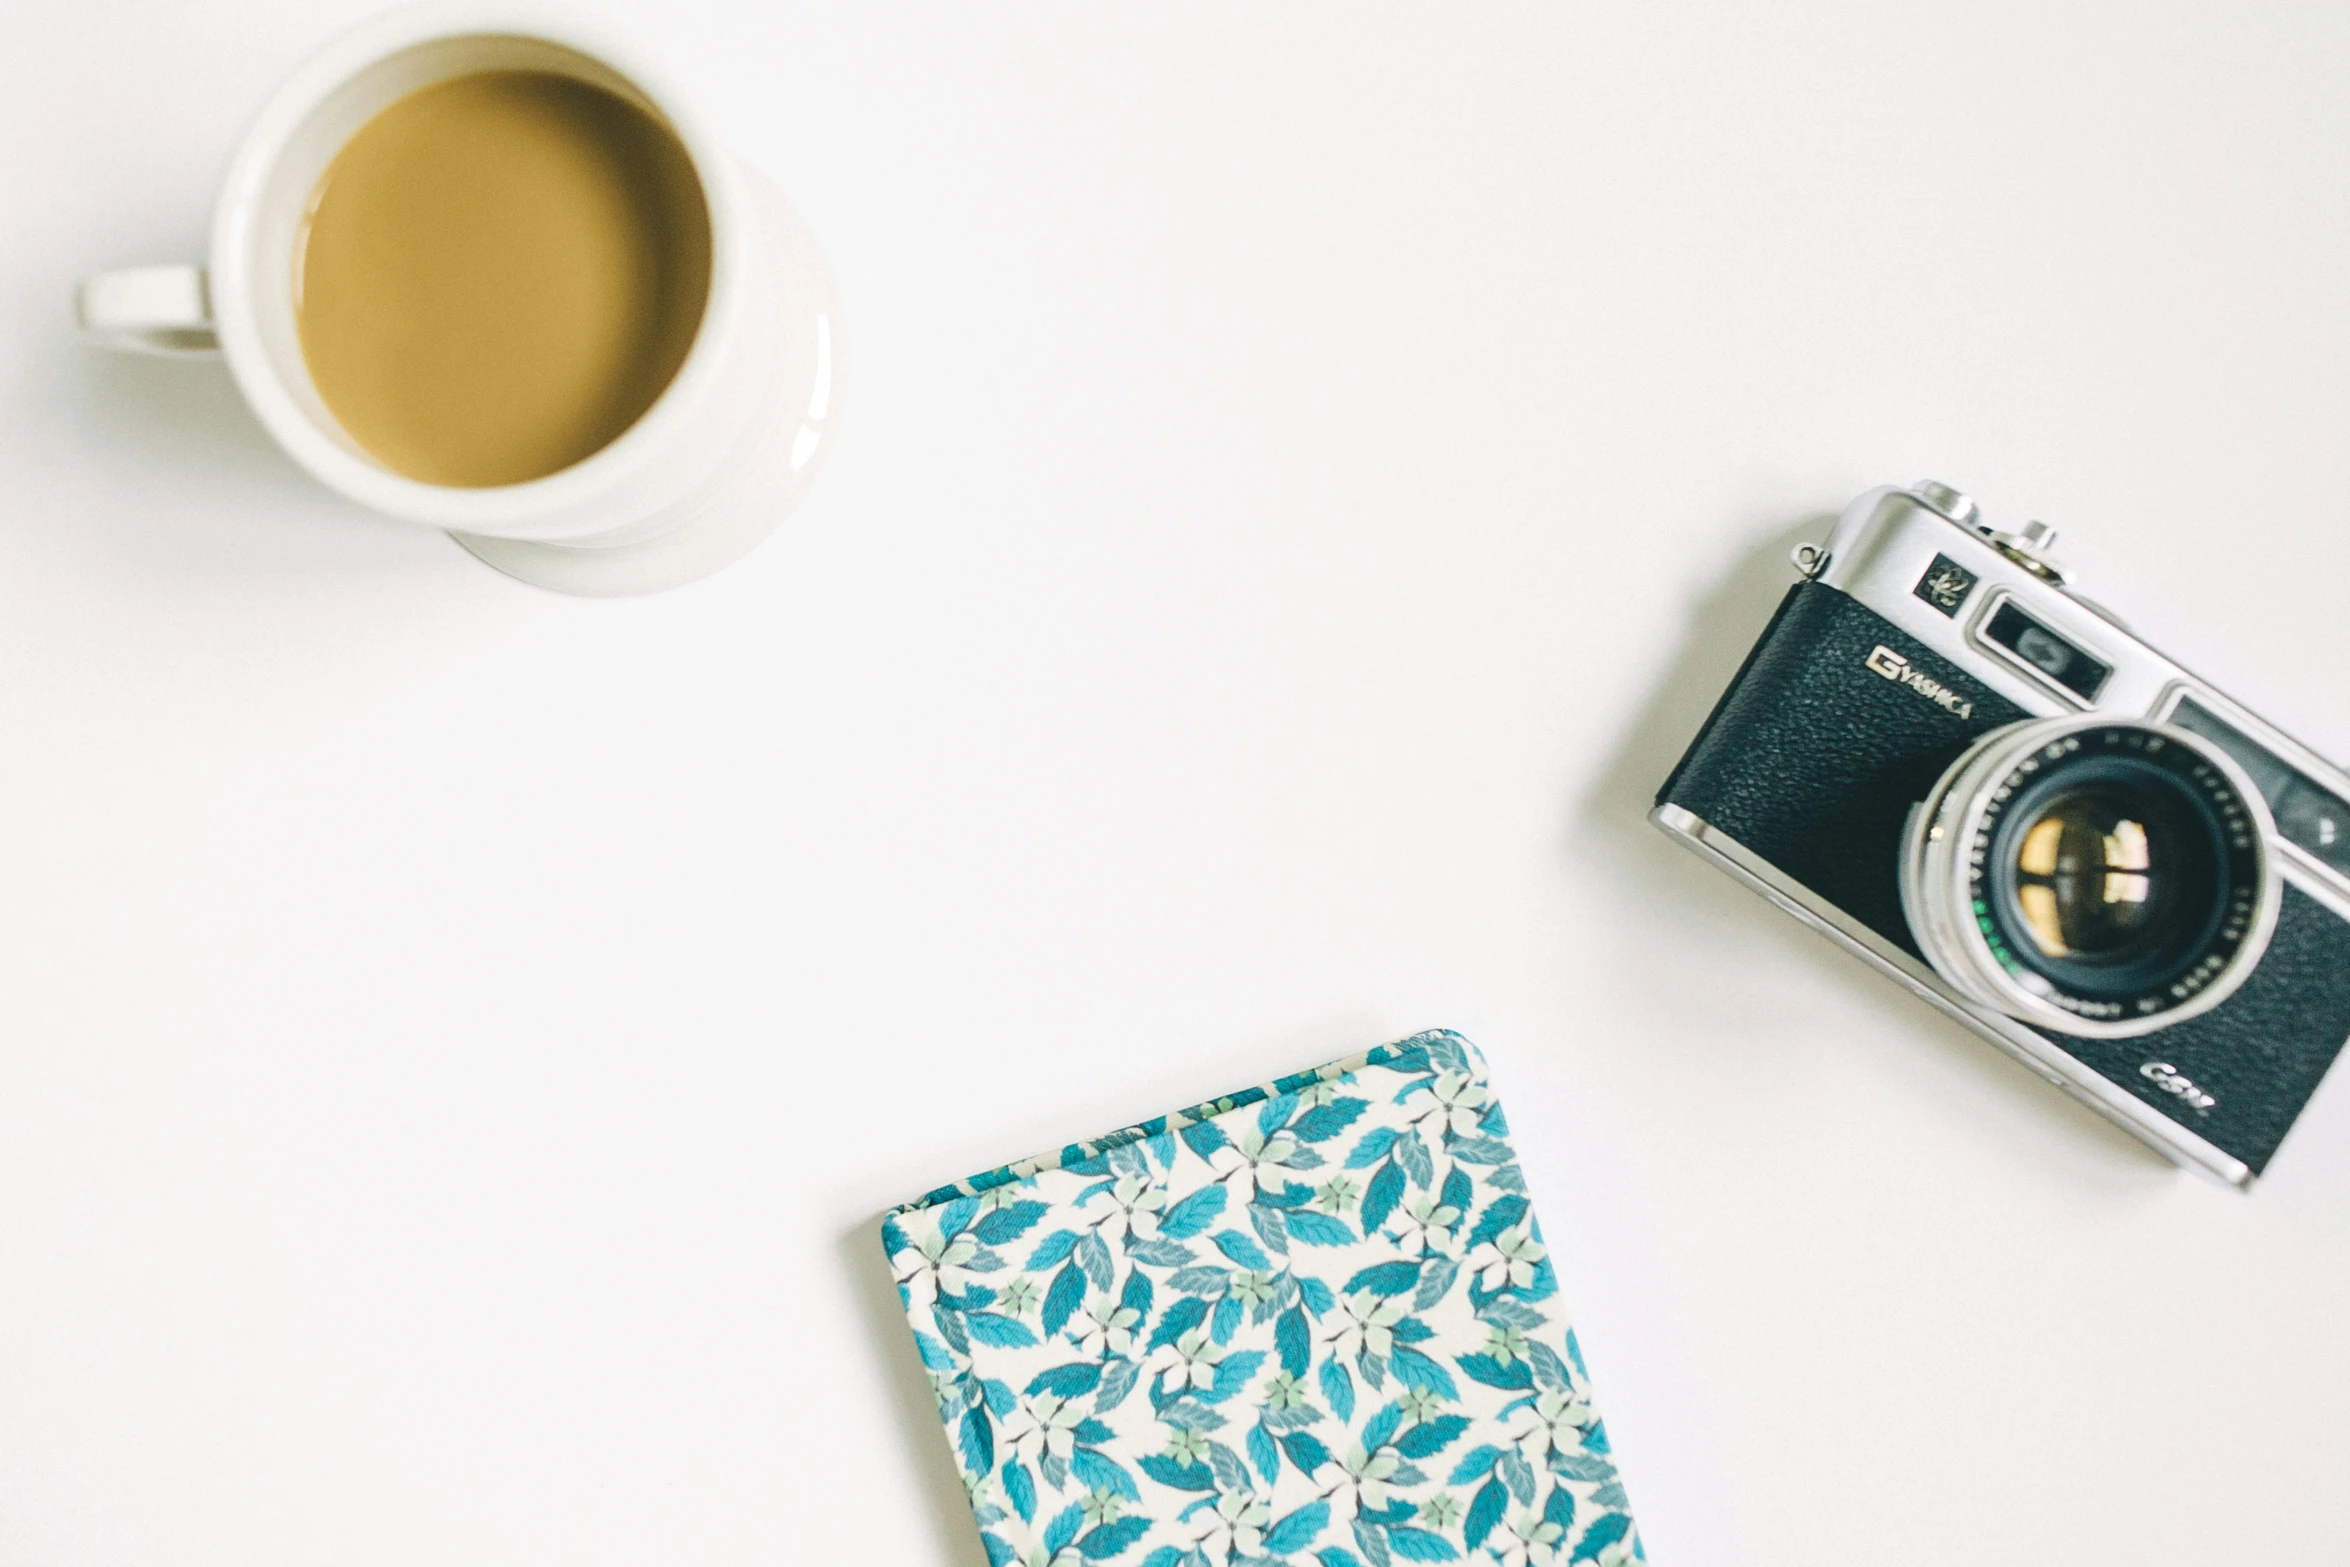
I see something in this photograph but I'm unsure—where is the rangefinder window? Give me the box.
[2170,695,2350,878]
[1981,599,2112,701]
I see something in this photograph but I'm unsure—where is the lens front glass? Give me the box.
[2004,778,2219,975]
[1980,744,2252,1011]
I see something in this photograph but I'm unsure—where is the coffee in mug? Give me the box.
[296,69,712,488]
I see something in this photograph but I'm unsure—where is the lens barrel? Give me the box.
[1901,716,2280,1038]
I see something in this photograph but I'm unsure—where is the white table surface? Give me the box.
[9,3,2350,1562]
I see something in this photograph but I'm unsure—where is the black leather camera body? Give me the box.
[1655,482,2350,1187]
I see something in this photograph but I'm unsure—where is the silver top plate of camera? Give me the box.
[1813,483,2350,924]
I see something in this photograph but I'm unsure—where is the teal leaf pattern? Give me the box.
[1387,1525,1461,1560]
[883,1031,1642,1567]
[1213,1231,1273,1270]
[1159,1187,1227,1241]
[976,1201,1052,1246]
[1322,1356,1357,1423]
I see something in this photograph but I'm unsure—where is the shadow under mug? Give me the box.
[76,0,842,597]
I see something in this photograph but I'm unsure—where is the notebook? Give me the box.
[880,1030,1644,1567]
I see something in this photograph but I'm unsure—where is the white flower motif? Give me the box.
[895,1225,978,1306]
[1587,1530,1641,1567]
[1492,1509,1566,1567]
[1214,1124,1301,1202]
[1187,1489,1271,1558]
[1319,1439,1402,1519]
[1473,1220,1547,1292]
[1164,1426,1210,1465]
[1000,1391,1086,1466]
[1073,1296,1141,1358]
[1507,1387,1594,1462]
[1228,1271,1277,1310]
[1320,1289,1407,1361]
[1387,1191,1461,1256]
[1397,1385,1446,1426]
[1415,1070,1488,1137]
[1089,1174,1166,1242]
[1150,1325,1227,1391]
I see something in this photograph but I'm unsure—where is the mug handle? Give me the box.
[76,265,219,356]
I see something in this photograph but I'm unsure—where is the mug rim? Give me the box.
[208,0,749,534]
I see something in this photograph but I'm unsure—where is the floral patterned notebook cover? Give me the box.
[881,1030,1644,1567]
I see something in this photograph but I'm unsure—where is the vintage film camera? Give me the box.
[1654,481,2350,1187]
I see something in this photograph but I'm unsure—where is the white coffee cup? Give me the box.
[75,0,842,596]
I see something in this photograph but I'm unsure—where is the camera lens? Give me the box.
[1901,717,2278,1038]
[1992,771,2219,985]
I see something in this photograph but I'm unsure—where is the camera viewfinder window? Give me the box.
[2170,696,2350,878]
[1983,601,2112,700]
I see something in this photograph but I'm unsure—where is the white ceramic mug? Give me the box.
[76,0,842,596]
